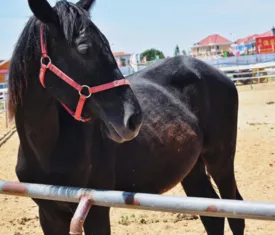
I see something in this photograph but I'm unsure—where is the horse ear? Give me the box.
[76,0,96,11]
[28,0,58,24]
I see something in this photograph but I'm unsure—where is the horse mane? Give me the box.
[8,0,91,121]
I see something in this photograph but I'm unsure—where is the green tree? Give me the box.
[120,57,126,66]
[140,48,165,62]
[182,50,187,56]
[174,45,180,56]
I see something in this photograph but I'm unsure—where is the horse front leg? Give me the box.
[82,146,115,235]
[36,200,75,235]
[83,206,111,235]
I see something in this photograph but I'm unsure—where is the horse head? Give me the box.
[21,0,143,143]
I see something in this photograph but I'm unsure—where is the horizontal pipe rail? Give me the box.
[219,61,275,72]
[231,74,275,81]
[225,69,275,77]
[1,181,275,221]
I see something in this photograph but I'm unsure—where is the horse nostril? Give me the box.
[127,112,142,131]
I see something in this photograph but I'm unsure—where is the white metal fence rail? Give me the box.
[219,61,275,83]
[0,88,8,128]
[1,181,275,221]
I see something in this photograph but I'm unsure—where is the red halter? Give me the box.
[39,25,130,122]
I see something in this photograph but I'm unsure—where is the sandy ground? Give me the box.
[0,82,275,235]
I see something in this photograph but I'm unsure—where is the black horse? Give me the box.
[8,0,244,234]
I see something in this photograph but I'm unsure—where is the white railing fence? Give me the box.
[0,88,8,128]
[219,62,275,89]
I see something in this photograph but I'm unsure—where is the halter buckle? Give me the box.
[40,56,51,66]
[79,85,92,98]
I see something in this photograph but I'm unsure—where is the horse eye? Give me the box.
[77,44,89,54]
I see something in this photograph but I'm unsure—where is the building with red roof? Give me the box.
[190,34,232,58]
[232,28,275,55]
[235,28,275,44]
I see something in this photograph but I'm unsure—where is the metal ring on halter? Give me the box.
[40,56,52,66]
[79,85,92,98]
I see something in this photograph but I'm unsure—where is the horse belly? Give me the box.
[115,112,202,194]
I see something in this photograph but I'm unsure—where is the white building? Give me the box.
[113,52,132,66]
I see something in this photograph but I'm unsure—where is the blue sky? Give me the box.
[0,0,275,59]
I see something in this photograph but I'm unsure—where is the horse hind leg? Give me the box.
[203,149,245,235]
[181,157,225,235]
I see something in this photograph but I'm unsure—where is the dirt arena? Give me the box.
[0,82,275,235]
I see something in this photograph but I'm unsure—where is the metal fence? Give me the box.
[203,53,275,68]
[0,88,8,128]
[0,180,275,234]
[0,89,7,109]
[2,181,275,220]
[218,61,275,89]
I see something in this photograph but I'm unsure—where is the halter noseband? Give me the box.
[39,25,130,122]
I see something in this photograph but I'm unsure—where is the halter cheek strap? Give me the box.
[39,25,130,122]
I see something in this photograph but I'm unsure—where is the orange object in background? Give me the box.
[256,36,275,54]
